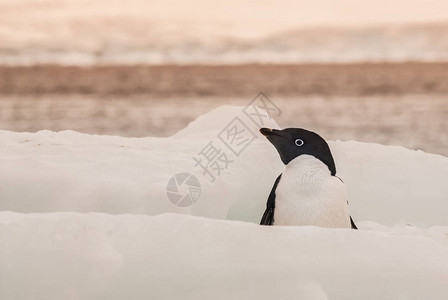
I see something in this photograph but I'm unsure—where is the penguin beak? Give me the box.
[260,127,280,137]
[259,128,273,136]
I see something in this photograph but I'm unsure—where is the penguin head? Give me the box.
[260,127,336,175]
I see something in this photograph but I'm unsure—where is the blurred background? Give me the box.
[0,0,447,156]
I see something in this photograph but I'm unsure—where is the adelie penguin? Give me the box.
[260,127,357,229]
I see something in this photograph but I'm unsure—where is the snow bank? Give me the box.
[1,212,447,300]
[1,105,448,299]
[1,105,448,227]
[0,106,282,222]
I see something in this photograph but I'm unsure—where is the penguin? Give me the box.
[259,127,357,229]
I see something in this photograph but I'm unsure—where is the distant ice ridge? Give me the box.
[1,23,448,65]
[1,105,448,227]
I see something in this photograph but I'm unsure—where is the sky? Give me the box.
[1,0,448,64]
[2,0,448,39]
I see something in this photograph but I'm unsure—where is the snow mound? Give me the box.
[1,212,447,300]
[1,106,448,299]
[1,105,448,227]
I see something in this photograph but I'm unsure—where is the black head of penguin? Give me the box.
[260,127,336,176]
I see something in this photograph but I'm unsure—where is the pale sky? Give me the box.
[2,0,448,29]
[1,0,448,44]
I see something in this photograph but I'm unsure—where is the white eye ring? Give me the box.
[295,139,304,147]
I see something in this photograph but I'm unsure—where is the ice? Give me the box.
[0,106,283,222]
[1,212,448,300]
[1,105,448,299]
[1,106,448,227]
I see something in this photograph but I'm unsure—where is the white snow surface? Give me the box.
[1,105,447,227]
[1,212,448,300]
[1,105,448,299]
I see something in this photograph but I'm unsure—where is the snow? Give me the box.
[0,106,283,221]
[1,213,448,300]
[1,105,447,227]
[1,105,448,299]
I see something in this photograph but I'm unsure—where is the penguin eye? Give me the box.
[295,139,304,147]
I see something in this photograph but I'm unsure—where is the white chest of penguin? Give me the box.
[274,155,351,228]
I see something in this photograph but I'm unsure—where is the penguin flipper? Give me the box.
[260,174,282,226]
[350,216,358,230]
